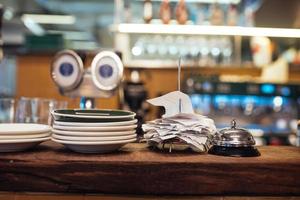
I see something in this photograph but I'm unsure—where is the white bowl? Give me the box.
[52,124,137,132]
[0,137,50,152]
[51,129,136,137]
[54,119,138,127]
[52,133,136,141]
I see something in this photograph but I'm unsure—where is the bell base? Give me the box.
[208,145,261,157]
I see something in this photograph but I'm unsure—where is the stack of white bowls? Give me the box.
[51,109,137,153]
[0,123,51,152]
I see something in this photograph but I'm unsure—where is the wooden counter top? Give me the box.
[0,142,299,196]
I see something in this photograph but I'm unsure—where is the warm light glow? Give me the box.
[22,14,76,25]
[115,24,300,38]
[131,46,142,56]
[273,96,283,107]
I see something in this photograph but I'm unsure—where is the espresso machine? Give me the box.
[51,50,124,108]
[121,70,150,135]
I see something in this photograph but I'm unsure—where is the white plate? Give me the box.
[52,133,136,141]
[0,132,51,140]
[0,141,45,153]
[54,119,138,127]
[58,143,129,154]
[52,138,136,153]
[0,136,50,144]
[51,109,136,119]
[52,129,136,137]
[52,124,137,132]
[52,137,136,145]
[0,123,51,135]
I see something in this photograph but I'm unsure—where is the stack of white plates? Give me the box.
[0,123,51,152]
[51,109,137,153]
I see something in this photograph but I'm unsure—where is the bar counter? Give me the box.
[0,141,300,198]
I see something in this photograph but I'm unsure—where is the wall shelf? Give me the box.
[125,64,262,77]
[112,23,300,38]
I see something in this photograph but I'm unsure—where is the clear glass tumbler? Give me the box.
[15,97,68,125]
[0,98,15,123]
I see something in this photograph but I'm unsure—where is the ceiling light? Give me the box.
[21,14,76,25]
[22,16,45,36]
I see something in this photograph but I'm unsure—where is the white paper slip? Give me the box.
[147,91,194,118]
[143,89,217,153]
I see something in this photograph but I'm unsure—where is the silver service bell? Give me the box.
[209,119,260,157]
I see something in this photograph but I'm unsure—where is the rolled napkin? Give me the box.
[142,91,217,153]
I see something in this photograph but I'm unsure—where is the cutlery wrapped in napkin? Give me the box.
[142,91,217,153]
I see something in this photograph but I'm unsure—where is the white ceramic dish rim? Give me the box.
[52,124,137,131]
[53,119,138,127]
[52,133,136,141]
[52,129,136,136]
[0,123,52,134]
[0,137,51,144]
[0,132,51,139]
[52,137,136,145]
[51,109,136,119]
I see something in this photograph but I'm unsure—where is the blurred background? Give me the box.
[0,0,300,146]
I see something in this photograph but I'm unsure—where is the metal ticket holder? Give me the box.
[51,50,124,109]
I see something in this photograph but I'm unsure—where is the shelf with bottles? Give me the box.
[123,34,239,67]
[114,0,300,33]
[113,29,246,68]
[125,63,262,79]
[116,0,256,27]
[112,0,300,69]
[113,28,300,69]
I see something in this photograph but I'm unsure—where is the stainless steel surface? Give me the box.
[91,51,123,91]
[62,70,114,98]
[51,49,84,91]
[51,50,123,100]
[213,119,256,147]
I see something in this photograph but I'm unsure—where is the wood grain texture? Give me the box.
[0,142,299,196]
[0,192,15,200]
[15,193,84,200]
[3,193,300,200]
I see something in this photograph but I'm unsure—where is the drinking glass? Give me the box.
[15,97,68,125]
[0,98,15,123]
[15,97,31,123]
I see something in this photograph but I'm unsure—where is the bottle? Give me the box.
[175,0,188,25]
[227,4,238,26]
[143,0,152,24]
[210,3,224,25]
[124,1,132,23]
[159,0,171,24]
